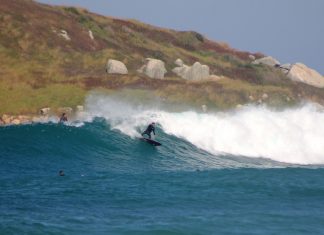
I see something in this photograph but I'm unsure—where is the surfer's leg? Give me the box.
[142,131,150,138]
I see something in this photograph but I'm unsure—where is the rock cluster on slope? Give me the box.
[252,56,324,88]
[172,59,210,80]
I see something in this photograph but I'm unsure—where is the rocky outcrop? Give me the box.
[58,107,73,114]
[172,65,190,79]
[106,59,128,75]
[279,64,292,74]
[1,114,33,125]
[137,58,167,79]
[0,105,86,126]
[173,60,210,80]
[252,56,280,67]
[187,62,210,80]
[59,30,71,41]
[287,63,324,88]
[40,107,50,115]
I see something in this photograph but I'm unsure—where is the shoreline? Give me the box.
[0,105,84,126]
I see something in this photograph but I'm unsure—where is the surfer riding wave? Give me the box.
[142,122,156,139]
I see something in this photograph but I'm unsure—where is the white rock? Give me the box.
[106,59,128,75]
[186,62,210,80]
[59,30,71,41]
[209,75,222,80]
[262,93,269,100]
[252,56,280,67]
[236,104,243,109]
[287,63,324,88]
[1,114,12,124]
[175,58,184,67]
[202,104,208,112]
[138,58,167,79]
[58,107,73,114]
[173,61,210,80]
[88,30,94,40]
[172,65,190,79]
[76,105,84,112]
[279,63,292,74]
[40,107,50,115]
[249,55,256,60]
[11,119,20,125]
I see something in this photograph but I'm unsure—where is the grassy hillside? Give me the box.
[0,0,323,115]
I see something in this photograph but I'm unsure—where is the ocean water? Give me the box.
[1,95,324,235]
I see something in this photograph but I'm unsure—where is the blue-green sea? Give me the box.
[1,96,324,234]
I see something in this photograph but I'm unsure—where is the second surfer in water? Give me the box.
[142,122,156,139]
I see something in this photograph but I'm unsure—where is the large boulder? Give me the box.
[137,58,167,79]
[106,59,128,75]
[188,62,210,80]
[172,65,190,78]
[287,63,324,88]
[252,56,280,67]
[173,60,210,80]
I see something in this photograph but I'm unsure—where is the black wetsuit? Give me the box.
[142,124,155,139]
[59,116,67,123]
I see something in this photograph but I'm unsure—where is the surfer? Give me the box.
[142,122,156,139]
[59,113,68,123]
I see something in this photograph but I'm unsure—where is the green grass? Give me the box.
[0,81,86,115]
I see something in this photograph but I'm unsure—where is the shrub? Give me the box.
[195,33,204,42]
[64,7,80,15]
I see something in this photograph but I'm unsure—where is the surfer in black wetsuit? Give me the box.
[142,122,156,139]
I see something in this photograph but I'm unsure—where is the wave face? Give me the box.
[82,94,324,165]
[2,94,324,234]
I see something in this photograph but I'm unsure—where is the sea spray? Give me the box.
[84,94,324,165]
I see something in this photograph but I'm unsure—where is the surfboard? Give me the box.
[140,137,162,146]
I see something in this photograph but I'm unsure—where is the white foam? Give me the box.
[85,94,324,165]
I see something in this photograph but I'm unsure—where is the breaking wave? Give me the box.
[80,94,324,165]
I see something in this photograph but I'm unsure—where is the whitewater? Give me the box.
[2,94,324,234]
[82,94,324,165]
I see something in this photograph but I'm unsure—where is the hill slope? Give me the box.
[0,0,323,115]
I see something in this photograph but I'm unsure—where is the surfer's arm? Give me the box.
[153,127,155,135]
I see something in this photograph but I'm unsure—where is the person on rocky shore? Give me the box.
[59,113,68,123]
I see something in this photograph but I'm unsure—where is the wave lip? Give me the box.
[84,95,324,165]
